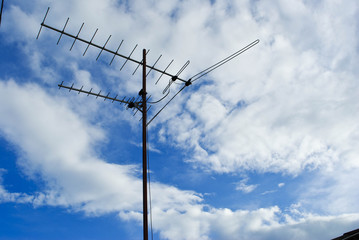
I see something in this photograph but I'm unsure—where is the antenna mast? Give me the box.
[141,49,148,240]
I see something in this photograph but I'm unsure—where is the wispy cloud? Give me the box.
[130,140,162,154]
[261,190,277,196]
[235,178,258,194]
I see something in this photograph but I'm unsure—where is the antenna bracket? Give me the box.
[138,89,147,96]
[128,102,135,108]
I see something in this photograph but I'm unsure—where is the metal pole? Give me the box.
[142,49,148,240]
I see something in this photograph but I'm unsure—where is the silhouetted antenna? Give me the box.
[37,7,259,240]
[0,0,4,26]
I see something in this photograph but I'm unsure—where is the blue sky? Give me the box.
[1,0,359,239]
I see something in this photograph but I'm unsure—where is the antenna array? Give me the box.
[37,7,259,240]
[36,8,190,85]
[57,81,152,115]
[36,7,259,125]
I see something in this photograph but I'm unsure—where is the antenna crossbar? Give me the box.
[39,21,187,83]
[58,82,143,111]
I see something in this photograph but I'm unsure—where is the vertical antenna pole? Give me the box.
[142,49,148,240]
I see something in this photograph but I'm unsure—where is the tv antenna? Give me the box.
[37,7,259,240]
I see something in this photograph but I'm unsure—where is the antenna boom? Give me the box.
[58,82,141,107]
[39,20,187,83]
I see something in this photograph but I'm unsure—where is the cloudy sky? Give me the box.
[1,0,359,239]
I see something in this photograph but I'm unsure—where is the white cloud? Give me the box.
[235,177,258,194]
[152,0,359,178]
[0,79,357,240]
[0,79,359,239]
[260,183,285,195]
[0,169,34,204]
[142,205,359,240]
[130,140,162,154]
[0,80,202,215]
[1,0,359,239]
[261,190,277,196]
[297,167,359,215]
[0,80,134,211]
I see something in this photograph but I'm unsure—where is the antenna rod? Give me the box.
[142,49,149,240]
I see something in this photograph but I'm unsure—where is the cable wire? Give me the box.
[147,85,186,126]
[190,39,259,82]
[147,89,170,104]
[147,128,154,240]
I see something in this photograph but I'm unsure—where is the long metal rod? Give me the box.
[142,49,148,240]
[40,22,187,83]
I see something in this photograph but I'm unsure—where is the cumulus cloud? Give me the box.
[145,205,359,240]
